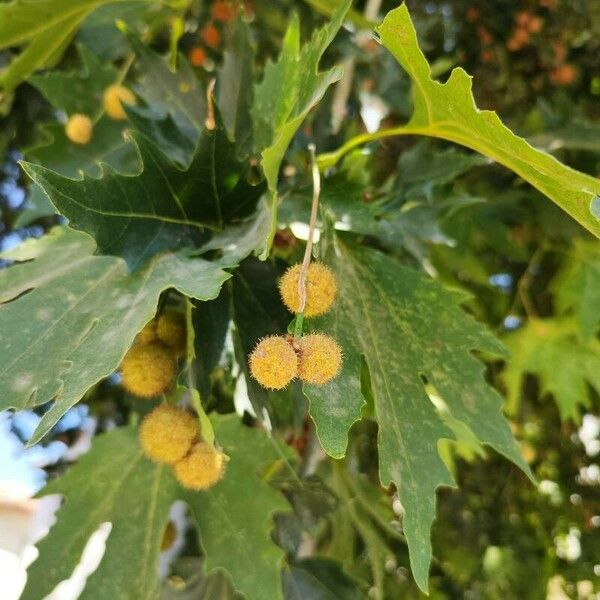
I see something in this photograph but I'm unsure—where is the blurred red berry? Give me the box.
[189,47,206,67]
[212,1,237,23]
[201,23,221,49]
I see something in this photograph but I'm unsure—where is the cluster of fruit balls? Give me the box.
[188,1,241,68]
[64,84,136,145]
[249,262,343,390]
[120,311,226,491]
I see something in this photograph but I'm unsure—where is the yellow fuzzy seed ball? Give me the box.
[279,262,337,317]
[249,335,298,390]
[65,114,92,145]
[298,333,342,385]
[174,442,226,490]
[139,404,198,464]
[121,342,177,398]
[156,310,186,357]
[103,84,136,120]
[136,319,158,345]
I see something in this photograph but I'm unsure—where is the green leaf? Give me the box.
[0,226,230,444]
[162,559,240,600]
[27,119,138,178]
[217,18,255,158]
[394,141,488,200]
[29,44,119,117]
[0,0,147,93]
[185,414,289,600]
[305,0,376,30]
[22,427,177,600]
[550,240,600,340]
[124,28,206,144]
[24,416,289,600]
[502,318,600,422]
[192,287,231,401]
[304,238,532,592]
[0,12,80,95]
[283,558,365,600]
[318,4,600,239]
[126,109,195,166]
[21,121,263,269]
[252,0,351,253]
[18,117,138,226]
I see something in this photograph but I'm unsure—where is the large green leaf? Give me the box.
[0,0,149,93]
[123,29,206,145]
[21,121,263,269]
[283,558,365,600]
[502,318,600,422]
[550,240,600,340]
[251,0,350,253]
[318,4,600,239]
[186,414,290,600]
[24,416,288,600]
[303,238,532,592]
[0,227,230,444]
[22,427,177,600]
[29,44,119,117]
[217,18,255,158]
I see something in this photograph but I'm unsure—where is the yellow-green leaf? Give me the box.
[318,4,600,239]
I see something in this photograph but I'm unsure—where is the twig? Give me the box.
[205,79,216,130]
[509,245,546,319]
[297,144,321,314]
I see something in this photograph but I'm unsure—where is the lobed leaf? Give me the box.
[22,122,263,269]
[29,44,119,117]
[502,318,600,422]
[0,0,149,93]
[22,427,177,600]
[185,415,290,600]
[0,226,231,444]
[24,416,289,600]
[304,238,532,592]
[252,0,351,253]
[319,4,600,239]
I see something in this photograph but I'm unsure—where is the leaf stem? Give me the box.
[184,297,215,445]
[295,143,321,337]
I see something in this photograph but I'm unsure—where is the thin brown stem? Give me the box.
[205,79,216,130]
[297,143,321,315]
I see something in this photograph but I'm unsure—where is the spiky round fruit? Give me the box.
[297,334,342,385]
[139,404,198,464]
[279,262,337,317]
[65,114,92,144]
[156,310,186,357]
[121,342,177,398]
[103,84,136,120]
[173,442,226,490]
[249,336,298,390]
